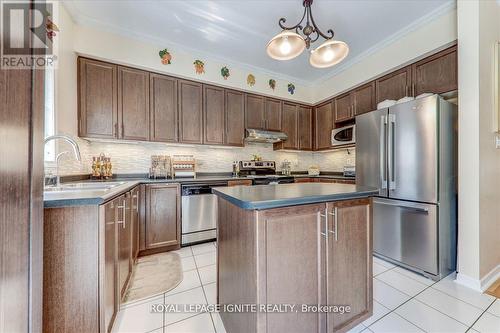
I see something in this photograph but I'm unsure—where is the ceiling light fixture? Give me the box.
[266,0,349,68]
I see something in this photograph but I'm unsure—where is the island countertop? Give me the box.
[212,183,378,210]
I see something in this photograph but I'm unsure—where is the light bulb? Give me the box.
[280,37,292,55]
[322,47,335,62]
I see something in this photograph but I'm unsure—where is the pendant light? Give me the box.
[310,40,349,68]
[266,30,306,60]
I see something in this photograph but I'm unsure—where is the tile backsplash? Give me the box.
[48,138,355,176]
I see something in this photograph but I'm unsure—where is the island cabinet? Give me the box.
[216,197,373,333]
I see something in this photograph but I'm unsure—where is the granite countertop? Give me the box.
[212,183,378,210]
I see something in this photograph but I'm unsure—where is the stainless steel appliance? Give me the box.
[331,124,355,147]
[181,182,226,245]
[238,160,294,185]
[245,129,287,143]
[356,95,457,280]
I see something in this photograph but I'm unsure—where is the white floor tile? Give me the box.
[113,295,164,333]
[198,265,217,285]
[165,313,215,333]
[347,323,367,333]
[172,247,193,258]
[395,299,468,333]
[166,270,202,296]
[165,287,207,325]
[363,301,390,326]
[181,256,196,272]
[376,270,428,297]
[369,312,424,333]
[391,267,435,286]
[415,287,484,326]
[472,312,500,333]
[210,313,227,333]
[433,273,496,310]
[373,278,411,310]
[191,242,216,256]
[203,283,217,305]
[147,329,163,333]
[373,256,396,269]
[373,262,390,276]
[194,252,217,268]
[362,329,374,333]
[487,299,500,317]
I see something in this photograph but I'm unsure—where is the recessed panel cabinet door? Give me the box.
[150,73,177,142]
[103,198,118,333]
[178,80,203,143]
[265,98,282,131]
[353,82,376,115]
[118,66,150,141]
[375,66,412,103]
[298,106,313,150]
[315,101,334,150]
[203,85,225,145]
[327,199,372,332]
[281,102,298,149]
[78,58,118,138]
[117,194,132,297]
[225,90,245,146]
[335,93,353,123]
[145,184,181,249]
[245,94,265,130]
[412,45,457,96]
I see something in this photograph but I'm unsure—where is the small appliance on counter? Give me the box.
[308,165,320,176]
[91,153,112,180]
[280,160,291,176]
[343,165,355,178]
[149,155,170,179]
[172,155,196,178]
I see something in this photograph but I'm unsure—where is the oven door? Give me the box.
[331,125,355,146]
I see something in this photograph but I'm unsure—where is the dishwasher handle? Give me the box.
[182,182,227,196]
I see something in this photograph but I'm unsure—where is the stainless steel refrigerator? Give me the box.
[356,95,457,280]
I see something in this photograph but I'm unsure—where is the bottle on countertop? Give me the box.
[232,161,240,177]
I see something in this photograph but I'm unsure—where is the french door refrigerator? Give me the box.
[356,95,457,280]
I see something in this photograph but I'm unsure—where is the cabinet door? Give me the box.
[375,66,412,103]
[145,184,181,249]
[245,94,265,129]
[117,66,150,140]
[225,90,245,146]
[150,73,177,142]
[103,198,118,333]
[117,194,132,297]
[281,102,298,150]
[265,98,282,131]
[412,45,457,96]
[315,101,334,150]
[203,85,225,145]
[326,199,372,332]
[298,106,313,150]
[334,93,353,123]
[353,82,376,116]
[262,204,326,333]
[178,80,203,143]
[78,58,117,139]
[131,187,140,261]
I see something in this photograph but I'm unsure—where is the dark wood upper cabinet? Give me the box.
[225,90,245,147]
[335,93,353,123]
[118,66,150,141]
[281,102,298,150]
[78,58,118,139]
[265,98,282,131]
[353,82,376,116]
[245,94,266,130]
[412,45,457,96]
[149,73,178,142]
[145,184,181,250]
[203,85,225,145]
[375,66,412,103]
[315,101,334,150]
[298,106,313,151]
[178,80,203,144]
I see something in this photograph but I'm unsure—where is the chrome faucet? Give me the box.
[44,134,82,188]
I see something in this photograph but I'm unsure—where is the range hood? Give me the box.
[245,129,288,143]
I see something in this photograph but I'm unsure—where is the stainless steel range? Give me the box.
[238,161,294,185]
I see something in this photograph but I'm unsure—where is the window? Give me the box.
[44,67,55,162]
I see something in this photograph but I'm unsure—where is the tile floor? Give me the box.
[113,243,500,333]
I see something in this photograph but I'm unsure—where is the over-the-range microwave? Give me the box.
[331,124,355,147]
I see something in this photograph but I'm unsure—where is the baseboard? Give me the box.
[456,264,500,292]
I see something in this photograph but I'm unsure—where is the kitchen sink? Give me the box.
[44,181,127,192]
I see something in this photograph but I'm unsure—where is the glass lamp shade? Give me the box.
[266,30,306,60]
[309,40,349,68]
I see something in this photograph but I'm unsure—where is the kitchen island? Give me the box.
[213,183,378,333]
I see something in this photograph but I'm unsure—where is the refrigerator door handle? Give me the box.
[380,115,387,189]
[388,114,396,190]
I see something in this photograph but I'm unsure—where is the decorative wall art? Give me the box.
[159,49,172,65]
[221,66,230,80]
[269,79,276,90]
[193,60,205,74]
[247,74,256,87]
[287,83,296,95]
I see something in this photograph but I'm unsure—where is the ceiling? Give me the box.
[63,0,454,85]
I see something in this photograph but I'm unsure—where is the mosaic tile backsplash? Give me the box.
[47,138,355,176]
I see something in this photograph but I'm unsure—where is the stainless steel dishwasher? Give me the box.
[181,182,227,245]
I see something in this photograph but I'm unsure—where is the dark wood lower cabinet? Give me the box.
[118,193,132,297]
[103,198,118,333]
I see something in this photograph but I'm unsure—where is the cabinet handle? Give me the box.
[132,194,139,211]
[333,207,338,242]
[411,83,415,97]
[114,123,118,137]
[319,211,328,237]
[117,200,126,228]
